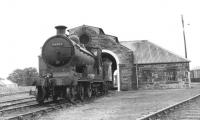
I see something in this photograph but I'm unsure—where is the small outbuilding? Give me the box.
[121,40,190,89]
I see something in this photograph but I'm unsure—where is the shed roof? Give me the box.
[120,40,189,64]
[68,25,119,44]
[68,25,105,35]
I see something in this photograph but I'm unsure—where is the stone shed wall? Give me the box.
[90,35,135,90]
[119,64,136,90]
[136,62,189,89]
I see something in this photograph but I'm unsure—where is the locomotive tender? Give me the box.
[35,26,109,103]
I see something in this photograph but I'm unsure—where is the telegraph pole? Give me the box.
[181,14,190,88]
[181,14,187,58]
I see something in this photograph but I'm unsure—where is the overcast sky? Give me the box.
[0,0,199,78]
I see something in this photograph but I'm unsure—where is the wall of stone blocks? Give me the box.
[136,62,190,89]
[92,37,134,90]
[119,64,134,90]
[91,37,135,90]
[91,37,133,64]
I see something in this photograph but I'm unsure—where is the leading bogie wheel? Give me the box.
[66,87,76,102]
[36,86,45,104]
[70,87,76,101]
[93,87,98,97]
[52,87,58,102]
[86,85,92,98]
[78,85,84,101]
[103,84,108,94]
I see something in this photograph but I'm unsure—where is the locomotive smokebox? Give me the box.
[55,25,67,35]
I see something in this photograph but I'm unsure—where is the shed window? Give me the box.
[166,71,176,81]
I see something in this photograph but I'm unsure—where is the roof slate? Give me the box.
[120,40,189,64]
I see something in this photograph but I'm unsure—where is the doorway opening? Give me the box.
[102,49,120,91]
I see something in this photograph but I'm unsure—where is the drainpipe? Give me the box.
[136,64,139,89]
[117,64,120,91]
[188,71,191,88]
[187,63,191,88]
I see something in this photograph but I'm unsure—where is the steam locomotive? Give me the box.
[34,26,109,104]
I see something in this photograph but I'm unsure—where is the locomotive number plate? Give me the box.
[52,42,64,47]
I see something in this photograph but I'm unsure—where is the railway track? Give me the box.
[137,94,200,120]
[0,91,29,97]
[0,92,106,120]
[161,96,200,120]
[0,96,70,120]
[0,97,35,110]
[2,100,71,120]
[0,96,38,119]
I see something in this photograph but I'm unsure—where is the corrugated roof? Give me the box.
[120,40,189,64]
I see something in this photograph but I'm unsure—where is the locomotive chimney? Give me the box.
[55,25,67,35]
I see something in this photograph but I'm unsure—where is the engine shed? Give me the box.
[121,40,190,89]
[68,25,190,91]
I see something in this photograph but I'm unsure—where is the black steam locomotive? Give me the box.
[34,26,109,104]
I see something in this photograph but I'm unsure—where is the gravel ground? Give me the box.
[39,83,200,120]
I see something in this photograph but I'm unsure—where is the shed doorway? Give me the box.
[102,49,120,91]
